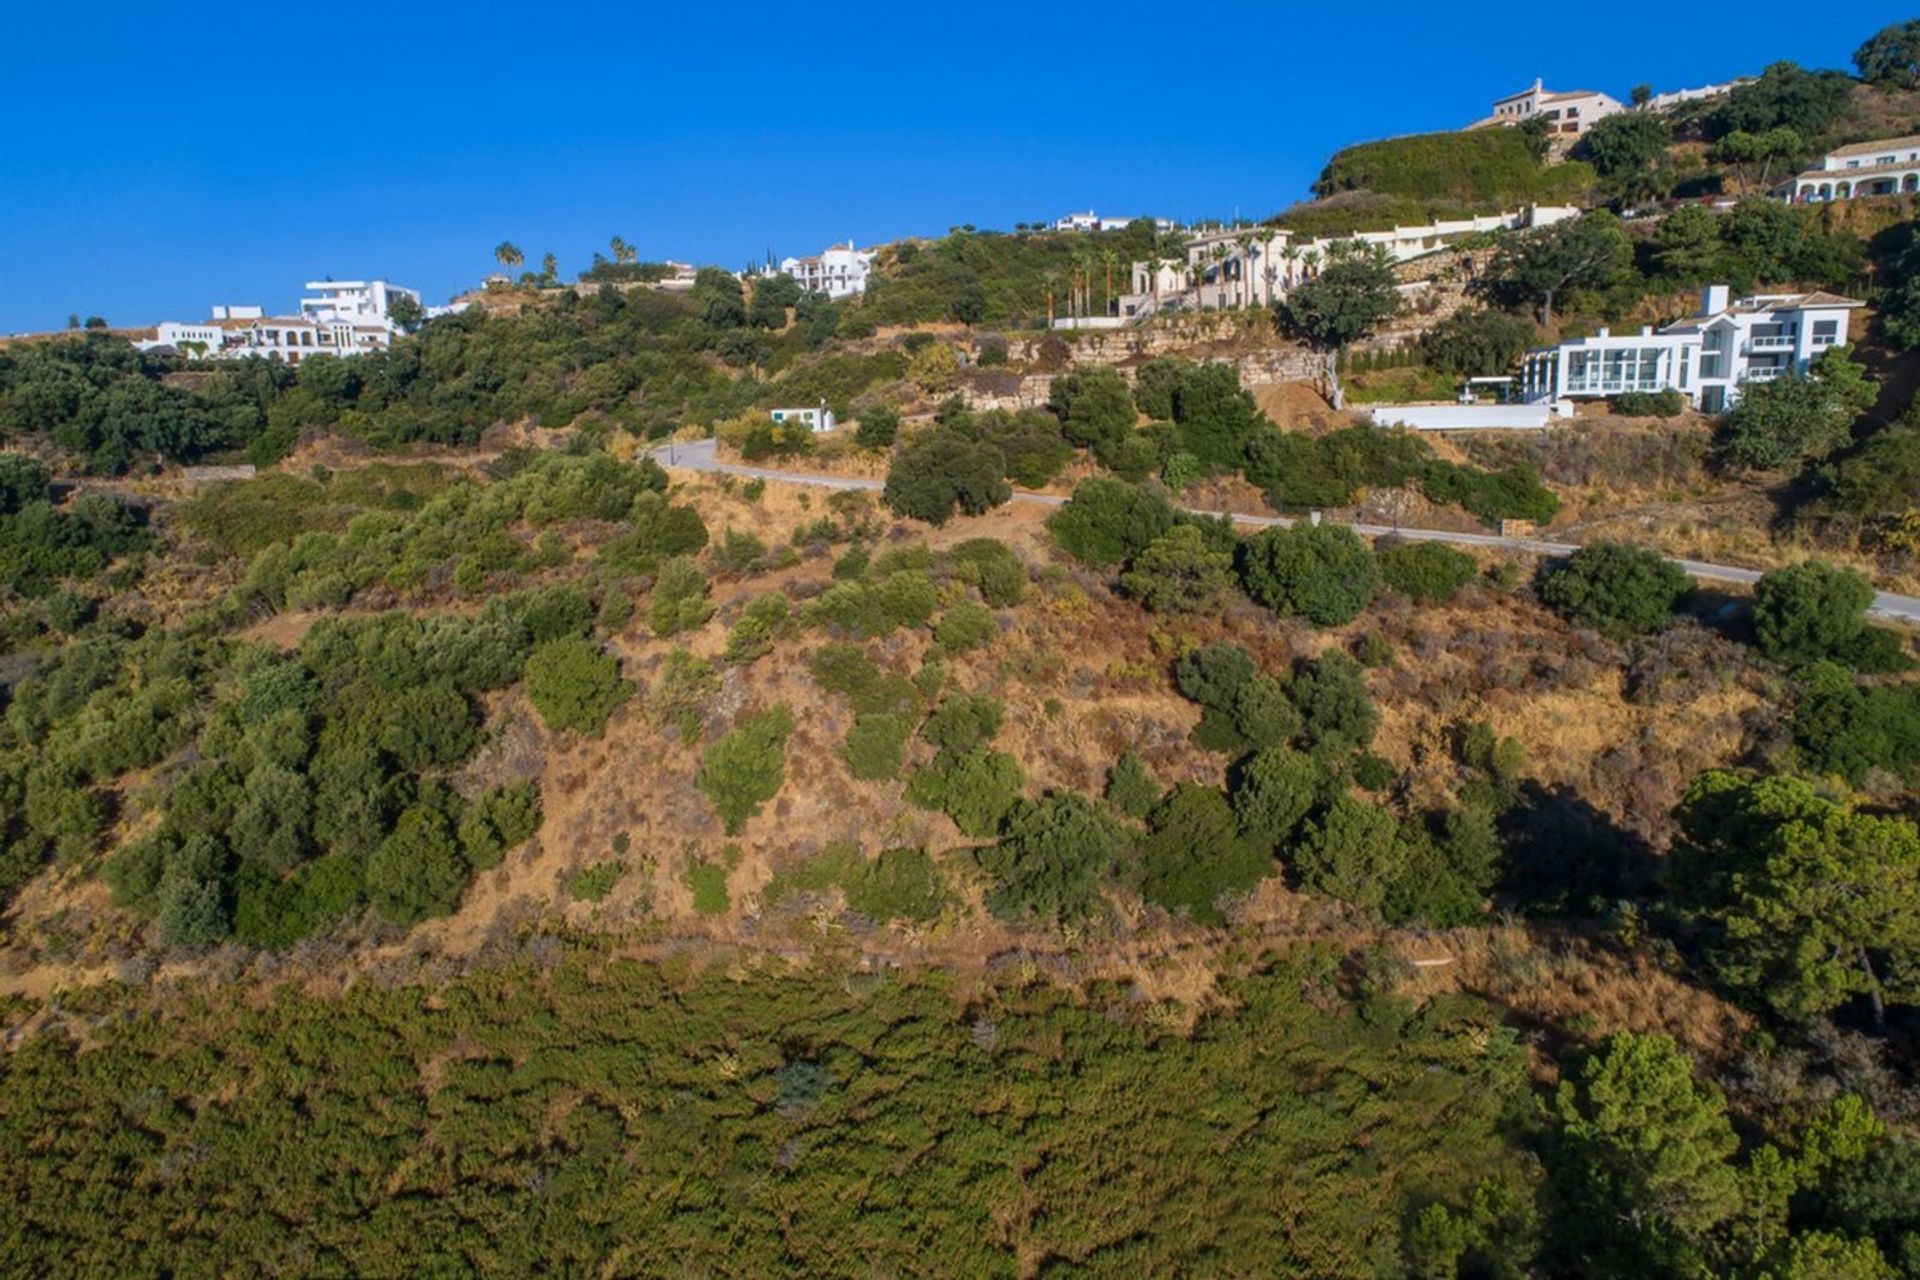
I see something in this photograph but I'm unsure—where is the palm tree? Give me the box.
[541,252,558,281]
[1042,269,1062,326]
[1235,232,1260,307]
[609,235,628,265]
[1100,247,1119,315]
[494,241,523,276]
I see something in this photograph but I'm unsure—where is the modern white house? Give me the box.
[1052,211,1174,233]
[299,279,420,326]
[1474,78,1624,138]
[1520,285,1862,413]
[769,403,837,433]
[136,278,420,363]
[1118,206,1579,318]
[778,242,875,298]
[1783,134,1920,203]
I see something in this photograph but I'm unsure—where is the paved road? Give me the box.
[655,438,1920,624]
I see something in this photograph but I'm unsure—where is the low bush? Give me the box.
[978,792,1133,923]
[524,636,633,734]
[1613,389,1688,418]
[934,600,997,652]
[1138,784,1272,924]
[949,538,1026,606]
[697,707,795,833]
[1046,477,1175,568]
[1106,751,1161,819]
[843,713,912,781]
[1539,542,1688,640]
[906,746,1024,837]
[1237,524,1378,627]
[1378,541,1477,604]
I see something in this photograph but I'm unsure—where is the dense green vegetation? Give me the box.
[1313,128,1596,206]
[5,944,1914,1278]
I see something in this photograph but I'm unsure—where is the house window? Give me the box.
[1813,319,1839,347]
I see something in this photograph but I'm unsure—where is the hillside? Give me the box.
[1311,128,1596,209]
[15,30,1920,1262]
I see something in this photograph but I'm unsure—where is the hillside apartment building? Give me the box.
[139,280,421,364]
[1519,285,1861,413]
[1783,134,1920,202]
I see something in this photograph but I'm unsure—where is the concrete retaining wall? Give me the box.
[1367,403,1554,431]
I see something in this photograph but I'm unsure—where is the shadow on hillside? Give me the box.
[1498,781,1661,915]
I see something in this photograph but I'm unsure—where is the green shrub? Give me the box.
[1540,542,1688,639]
[1353,753,1397,790]
[907,746,1024,837]
[1048,366,1136,457]
[978,792,1133,923]
[1138,785,1272,924]
[1046,477,1175,568]
[524,636,633,734]
[1119,525,1235,614]
[1106,751,1161,820]
[882,434,1011,526]
[1790,661,1920,783]
[1613,389,1688,418]
[1378,541,1477,604]
[855,406,900,450]
[1353,631,1396,668]
[569,862,623,902]
[684,856,732,914]
[723,591,791,664]
[646,557,713,636]
[1420,308,1538,377]
[843,713,911,781]
[949,538,1026,606]
[365,805,469,926]
[1292,651,1380,758]
[1296,795,1400,909]
[934,600,997,652]
[846,846,945,921]
[1237,524,1379,626]
[1752,560,1898,670]
[457,781,543,870]
[697,706,795,833]
[1231,748,1321,852]
[920,693,1004,756]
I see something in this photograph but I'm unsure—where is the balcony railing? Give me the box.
[1745,336,1796,352]
[1741,366,1789,383]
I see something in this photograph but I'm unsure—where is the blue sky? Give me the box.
[0,0,1908,333]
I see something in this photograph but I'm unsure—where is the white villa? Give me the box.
[769,403,837,433]
[1639,79,1752,112]
[779,242,874,298]
[1052,211,1174,233]
[1783,134,1920,203]
[1473,78,1624,138]
[1520,285,1861,414]
[138,278,420,364]
[1118,205,1579,319]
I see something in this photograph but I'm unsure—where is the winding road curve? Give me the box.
[656,438,1920,624]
